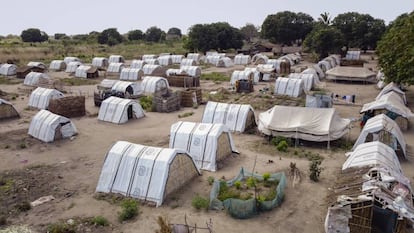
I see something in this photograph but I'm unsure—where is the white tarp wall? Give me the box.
[142,64,162,75]
[318,60,332,72]
[230,70,255,85]
[75,65,92,78]
[157,56,173,66]
[216,57,234,67]
[343,141,402,172]
[361,92,414,119]
[376,82,406,105]
[28,110,77,143]
[353,114,406,158]
[28,87,64,109]
[65,61,82,73]
[107,63,125,73]
[108,55,124,63]
[258,105,351,142]
[96,141,198,206]
[288,73,315,92]
[345,51,361,60]
[120,68,144,81]
[257,64,276,81]
[180,59,197,68]
[92,57,108,68]
[243,67,260,83]
[234,54,251,65]
[49,60,66,71]
[98,97,145,124]
[0,64,17,76]
[111,81,142,96]
[186,53,200,63]
[169,121,238,171]
[143,58,159,65]
[24,72,49,86]
[63,57,80,65]
[323,57,337,68]
[312,64,325,79]
[142,54,157,60]
[130,60,146,69]
[141,76,169,94]
[266,59,282,73]
[180,66,201,78]
[98,79,118,89]
[274,77,304,97]
[302,68,322,86]
[206,55,222,65]
[171,55,184,64]
[201,101,256,133]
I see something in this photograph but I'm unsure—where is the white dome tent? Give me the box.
[141,76,169,94]
[95,141,200,207]
[28,110,77,143]
[169,121,238,172]
[119,68,144,81]
[234,54,251,65]
[91,57,109,69]
[288,73,317,92]
[63,57,81,65]
[107,63,125,74]
[230,70,256,85]
[142,54,157,60]
[142,64,164,76]
[28,87,64,109]
[130,60,147,69]
[111,81,142,97]
[170,55,184,64]
[180,58,197,67]
[49,60,66,71]
[108,55,124,63]
[143,58,159,65]
[65,61,82,73]
[186,53,201,63]
[24,72,49,86]
[98,97,145,124]
[27,61,47,70]
[0,64,17,76]
[274,77,304,97]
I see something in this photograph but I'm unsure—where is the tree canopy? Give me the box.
[240,23,259,42]
[303,24,345,59]
[20,28,48,42]
[128,29,144,41]
[185,22,243,52]
[97,28,123,46]
[145,26,165,42]
[261,11,314,45]
[332,12,386,50]
[377,12,414,85]
[167,27,182,37]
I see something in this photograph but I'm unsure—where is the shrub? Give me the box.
[276,140,288,152]
[246,177,256,188]
[271,136,291,146]
[262,173,271,181]
[207,176,215,185]
[234,181,242,189]
[139,96,153,112]
[191,195,209,210]
[47,222,76,233]
[118,199,139,222]
[309,159,322,182]
[90,216,109,226]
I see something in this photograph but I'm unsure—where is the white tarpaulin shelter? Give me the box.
[63,57,81,65]
[0,64,17,76]
[170,55,184,64]
[301,68,323,85]
[28,110,77,143]
[312,64,325,79]
[216,57,234,67]
[234,54,251,65]
[288,73,315,91]
[252,54,269,64]
[274,77,304,97]
[257,64,276,81]
[258,105,351,142]
[120,68,144,81]
[179,66,201,78]
[107,63,125,73]
[49,60,66,71]
[143,58,159,65]
[201,101,256,133]
[169,121,238,171]
[141,76,169,94]
[317,60,332,72]
[91,57,108,69]
[98,97,145,124]
[142,54,157,60]
[27,61,47,70]
[75,65,93,78]
[28,87,64,109]
[65,61,82,73]
[108,55,124,63]
[230,70,255,85]
[376,82,406,105]
[361,92,414,119]
[353,114,406,158]
[243,67,260,83]
[343,141,402,172]
[24,72,49,86]
[187,53,201,63]
[266,59,282,73]
[130,60,146,69]
[325,67,376,83]
[345,50,361,60]
[96,141,200,207]
[142,64,163,75]
[157,56,173,66]
[180,59,197,67]
[111,81,142,96]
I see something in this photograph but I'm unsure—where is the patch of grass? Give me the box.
[47,222,76,233]
[262,173,271,182]
[155,215,172,233]
[201,72,228,82]
[118,199,139,222]
[191,195,209,210]
[15,201,31,212]
[178,111,194,118]
[276,140,289,152]
[0,77,22,85]
[60,78,98,86]
[207,176,215,185]
[0,178,14,193]
[89,216,109,226]
[19,142,27,149]
[139,96,153,112]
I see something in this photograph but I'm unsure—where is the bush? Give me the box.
[234,181,242,189]
[262,173,271,181]
[276,140,288,152]
[207,176,215,185]
[47,222,76,233]
[271,136,291,146]
[90,216,109,226]
[246,177,256,188]
[139,96,153,112]
[191,195,209,210]
[118,199,139,222]
[309,159,322,182]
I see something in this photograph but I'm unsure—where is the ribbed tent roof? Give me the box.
[28,110,77,142]
[361,92,414,118]
[97,97,145,124]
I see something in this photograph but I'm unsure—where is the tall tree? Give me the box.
[167,27,182,37]
[240,23,259,42]
[97,28,123,46]
[145,26,165,42]
[261,11,314,45]
[332,12,386,50]
[21,28,48,42]
[128,29,144,41]
[377,12,414,85]
[303,24,345,59]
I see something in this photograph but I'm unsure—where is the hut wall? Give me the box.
[153,91,181,113]
[164,154,198,199]
[216,133,232,163]
[0,105,19,120]
[48,96,85,118]
[166,75,199,88]
[180,88,202,107]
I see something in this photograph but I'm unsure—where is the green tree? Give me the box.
[167,27,182,37]
[261,11,314,45]
[54,33,68,40]
[185,22,243,52]
[377,12,414,85]
[128,29,144,41]
[303,25,345,59]
[21,28,48,42]
[240,23,259,42]
[332,12,386,50]
[97,28,124,46]
[145,26,165,42]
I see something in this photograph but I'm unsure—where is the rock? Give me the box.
[31,195,55,207]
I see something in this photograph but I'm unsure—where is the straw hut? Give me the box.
[169,121,238,171]
[98,97,145,124]
[0,98,19,120]
[96,141,200,207]
[16,65,45,79]
[202,101,256,133]
[28,110,77,142]
[49,60,66,71]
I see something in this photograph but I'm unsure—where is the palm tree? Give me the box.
[318,12,331,25]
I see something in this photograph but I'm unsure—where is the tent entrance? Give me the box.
[127,105,133,119]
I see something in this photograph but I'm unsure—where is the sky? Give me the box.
[1,0,412,36]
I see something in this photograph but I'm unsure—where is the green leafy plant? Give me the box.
[234,181,242,189]
[90,216,109,226]
[262,173,271,182]
[118,199,139,222]
[207,176,215,185]
[246,177,256,188]
[276,140,288,152]
[139,96,153,112]
[47,222,76,233]
[191,195,209,210]
[309,159,323,182]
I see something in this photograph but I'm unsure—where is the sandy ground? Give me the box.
[1,55,414,233]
